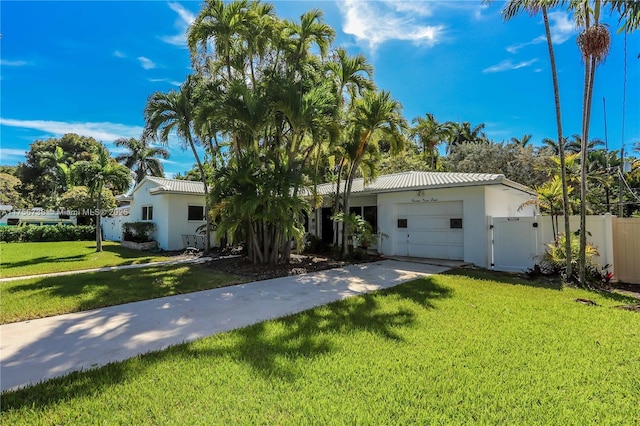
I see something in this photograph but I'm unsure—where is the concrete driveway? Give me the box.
[0,260,449,392]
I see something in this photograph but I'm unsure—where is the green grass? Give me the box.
[2,269,639,424]
[0,265,246,324]
[0,241,172,278]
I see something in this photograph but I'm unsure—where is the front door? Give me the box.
[321,207,334,244]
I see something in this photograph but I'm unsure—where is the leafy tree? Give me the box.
[0,173,27,209]
[72,144,131,252]
[510,134,532,147]
[59,186,116,224]
[114,137,169,184]
[445,141,551,189]
[16,134,101,207]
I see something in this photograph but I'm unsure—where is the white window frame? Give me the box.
[187,205,205,222]
[142,205,153,221]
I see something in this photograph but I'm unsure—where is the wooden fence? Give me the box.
[613,217,640,284]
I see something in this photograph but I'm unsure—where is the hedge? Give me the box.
[0,225,96,243]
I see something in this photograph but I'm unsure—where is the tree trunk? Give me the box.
[543,6,572,279]
[95,187,103,253]
[187,135,211,253]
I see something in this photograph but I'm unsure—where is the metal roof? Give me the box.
[308,171,534,195]
[132,176,205,196]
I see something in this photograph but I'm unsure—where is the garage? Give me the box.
[394,201,464,260]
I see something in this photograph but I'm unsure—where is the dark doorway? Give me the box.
[321,207,334,244]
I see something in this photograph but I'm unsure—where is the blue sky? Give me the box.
[1,1,638,178]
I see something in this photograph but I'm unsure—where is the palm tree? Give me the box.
[38,145,71,206]
[445,121,487,152]
[114,137,169,184]
[144,77,212,252]
[510,134,532,147]
[187,0,249,79]
[500,0,573,280]
[341,90,407,255]
[73,144,131,252]
[411,113,450,169]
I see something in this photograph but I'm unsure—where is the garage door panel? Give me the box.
[394,201,464,260]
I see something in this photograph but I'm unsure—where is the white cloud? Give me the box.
[113,50,126,58]
[137,56,157,70]
[338,0,445,51]
[1,59,29,67]
[149,78,182,87]
[483,58,538,73]
[506,11,576,53]
[161,2,196,47]
[0,118,144,143]
[0,148,28,163]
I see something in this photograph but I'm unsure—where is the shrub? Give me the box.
[122,222,155,243]
[534,232,610,287]
[0,225,95,242]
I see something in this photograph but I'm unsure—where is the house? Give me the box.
[122,176,213,251]
[307,171,537,269]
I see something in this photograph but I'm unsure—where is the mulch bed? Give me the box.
[204,252,377,281]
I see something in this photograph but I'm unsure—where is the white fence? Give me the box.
[102,215,128,242]
[489,214,615,277]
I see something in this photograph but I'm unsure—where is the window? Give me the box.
[349,206,362,216]
[142,205,153,221]
[450,218,463,229]
[363,206,378,230]
[188,205,205,221]
[397,218,407,228]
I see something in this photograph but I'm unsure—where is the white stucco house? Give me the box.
[106,171,536,266]
[307,171,537,269]
[123,176,213,251]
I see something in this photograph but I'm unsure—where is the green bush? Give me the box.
[122,222,155,243]
[0,225,95,242]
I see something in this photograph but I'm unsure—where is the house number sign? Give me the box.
[411,198,439,203]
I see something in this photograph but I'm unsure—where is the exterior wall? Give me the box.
[484,185,536,218]
[128,181,170,249]
[378,186,488,267]
[165,194,214,251]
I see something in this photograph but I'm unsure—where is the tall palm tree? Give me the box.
[144,77,212,251]
[73,144,131,252]
[326,47,376,243]
[411,113,450,169]
[500,0,573,280]
[114,137,169,184]
[341,90,407,255]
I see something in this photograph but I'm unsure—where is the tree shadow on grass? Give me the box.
[443,268,639,304]
[0,278,452,412]
[1,254,89,273]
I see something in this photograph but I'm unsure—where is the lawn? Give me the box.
[0,265,246,324]
[2,270,638,424]
[0,241,172,278]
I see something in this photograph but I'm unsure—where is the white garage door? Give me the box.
[395,201,464,260]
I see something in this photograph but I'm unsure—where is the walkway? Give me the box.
[0,260,449,392]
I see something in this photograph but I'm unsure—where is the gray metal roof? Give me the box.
[309,171,534,195]
[137,176,205,195]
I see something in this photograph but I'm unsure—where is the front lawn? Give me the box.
[0,241,172,278]
[2,270,638,424]
[0,265,246,324]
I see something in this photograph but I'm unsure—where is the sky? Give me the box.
[1,0,639,178]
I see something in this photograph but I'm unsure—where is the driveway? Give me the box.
[0,260,450,392]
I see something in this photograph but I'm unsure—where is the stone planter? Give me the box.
[121,240,157,251]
